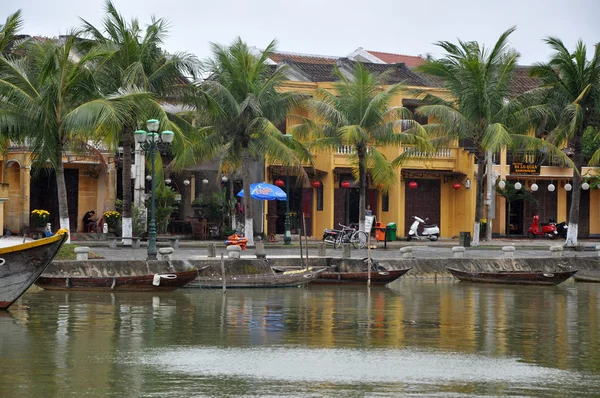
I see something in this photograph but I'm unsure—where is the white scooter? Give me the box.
[407,216,440,241]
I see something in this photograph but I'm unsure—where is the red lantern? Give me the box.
[311,181,322,188]
[274,179,284,188]
[341,181,351,189]
[376,183,384,190]
[452,182,461,190]
[408,181,418,189]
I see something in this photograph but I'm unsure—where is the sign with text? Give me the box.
[510,162,540,175]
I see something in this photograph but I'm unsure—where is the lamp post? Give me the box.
[134,119,174,260]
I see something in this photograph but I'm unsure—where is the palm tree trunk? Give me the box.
[55,147,71,243]
[121,127,133,244]
[485,150,494,242]
[472,156,486,247]
[358,150,366,233]
[241,147,254,246]
[565,132,583,247]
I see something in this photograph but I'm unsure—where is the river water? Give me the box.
[2,280,600,397]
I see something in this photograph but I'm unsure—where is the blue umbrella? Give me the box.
[237,182,287,201]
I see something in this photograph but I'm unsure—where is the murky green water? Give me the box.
[2,280,600,397]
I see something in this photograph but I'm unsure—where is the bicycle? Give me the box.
[333,223,368,250]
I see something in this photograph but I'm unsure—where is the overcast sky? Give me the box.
[5,0,599,65]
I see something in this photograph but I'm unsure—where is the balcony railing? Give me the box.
[403,147,453,158]
[336,146,372,154]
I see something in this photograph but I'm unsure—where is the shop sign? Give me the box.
[510,162,540,175]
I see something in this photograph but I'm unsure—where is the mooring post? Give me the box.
[317,242,326,257]
[207,242,216,257]
[550,246,563,258]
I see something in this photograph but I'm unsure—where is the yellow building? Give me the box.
[2,142,116,235]
[262,50,600,240]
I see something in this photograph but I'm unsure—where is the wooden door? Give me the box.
[404,179,441,236]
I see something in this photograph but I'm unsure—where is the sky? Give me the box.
[4,0,599,65]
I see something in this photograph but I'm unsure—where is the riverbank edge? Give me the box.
[43,256,600,280]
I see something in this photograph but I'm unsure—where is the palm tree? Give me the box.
[414,27,569,246]
[0,10,23,55]
[192,38,309,246]
[0,33,147,239]
[80,0,200,240]
[530,39,600,247]
[293,62,430,233]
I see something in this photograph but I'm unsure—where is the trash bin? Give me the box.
[459,231,471,247]
[375,222,386,241]
[386,222,397,241]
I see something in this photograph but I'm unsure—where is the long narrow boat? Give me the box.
[312,267,412,285]
[35,269,201,292]
[0,232,68,310]
[189,267,326,289]
[446,267,577,286]
[572,270,600,283]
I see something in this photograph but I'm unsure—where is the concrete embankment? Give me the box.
[46,256,600,279]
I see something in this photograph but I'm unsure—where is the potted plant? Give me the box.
[103,210,121,233]
[31,209,50,238]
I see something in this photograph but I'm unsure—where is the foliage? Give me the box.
[414,27,569,244]
[292,62,430,231]
[150,185,177,234]
[192,191,231,223]
[288,211,299,230]
[103,211,121,228]
[189,38,310,245]
[495,182,540,206]
[530,38,600,246]
[0,31,155,232]
[115,199,123,215]
[131,205,147,236]
[31,209,50,227]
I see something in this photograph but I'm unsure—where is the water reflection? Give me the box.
[0,281,599,396]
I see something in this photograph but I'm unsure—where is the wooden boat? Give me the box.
[446,267,578,286]
[190,267,326,289]
[572,269,600,283]
[34,269,201,292]
[0,232,68,310]
[312,267,412,285]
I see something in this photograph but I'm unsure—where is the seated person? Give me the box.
[83,210,99,232]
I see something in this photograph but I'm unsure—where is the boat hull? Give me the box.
[313,268,411,285]
[0,234,67,309]
[447,267,577,286]
[190,269,325,289]
[35,270,200,292]
[573,270,600,283]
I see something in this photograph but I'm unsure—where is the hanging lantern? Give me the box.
[565,183,572,191]
[514,182,522,190]
[452,182,461,190]
[408,181,418,189]
[548,183,555,192]
[530,183,538,192]
[582,182,590,190]
[341,181,351,189]
[274,179,285,188]
[376,183,384,190]
[498,180,506,189]
[311,181,322,189]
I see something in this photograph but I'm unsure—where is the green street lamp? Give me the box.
[134,119,174,260]
[282,134,293,245]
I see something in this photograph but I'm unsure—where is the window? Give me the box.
[316,185,323,211]
[382,192,389,212]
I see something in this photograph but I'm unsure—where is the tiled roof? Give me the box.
[280,60,337,82]
[269,52,338,65]
[338,59,429,87]
[366,50,425,67]
[508,66,541,98]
